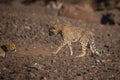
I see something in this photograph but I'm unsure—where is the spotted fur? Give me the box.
[49,23,100,57]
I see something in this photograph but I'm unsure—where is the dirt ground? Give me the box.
[0,0,120,80]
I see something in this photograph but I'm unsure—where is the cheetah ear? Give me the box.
[56,19,60,23]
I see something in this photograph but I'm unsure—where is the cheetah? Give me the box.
[0,42,16,57]
[49,23,100,57]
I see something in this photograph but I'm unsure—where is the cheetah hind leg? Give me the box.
[89,37,100,56]
[76,46,87,57]
[76,34,89,58]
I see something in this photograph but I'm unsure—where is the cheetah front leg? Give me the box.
[68,43,73,56]
[76,46,87,57]
[52,41,66,55]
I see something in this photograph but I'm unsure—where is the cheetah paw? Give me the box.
[76,53,86,58]
[52,51,58,55]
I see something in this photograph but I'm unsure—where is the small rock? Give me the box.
[0,48,5,57]
[74,76,84,80]
[0,71,1,74]
[101,59,112,63]
[51,59,56,63]
[33,46,36,49]
[30,72,36,78]
[31,63,44,70]
[50,45,53,49]
[24,26,31,30]
[3,67,10,72]
[96,59,101,63]
[41,77,47,80]
[54,69,57,73]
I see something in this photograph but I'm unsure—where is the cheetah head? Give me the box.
[8,43,16,52]
[49,23,62,36]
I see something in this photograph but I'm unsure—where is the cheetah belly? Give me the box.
[63,29,80,43]
[70,34,80,42]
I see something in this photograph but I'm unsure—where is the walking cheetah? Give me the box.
[49,23,100,57]
[0,42,16,57]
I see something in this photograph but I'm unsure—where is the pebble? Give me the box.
[31,63,44,70]
[41,77,47,80]
[54,69,58,73]
[30,72,36,78]
[75,76,83,80]
[24,26,31,30]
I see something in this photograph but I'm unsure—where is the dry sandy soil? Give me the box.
[0,1,120,80]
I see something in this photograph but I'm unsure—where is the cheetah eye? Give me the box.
[52,27,55,29]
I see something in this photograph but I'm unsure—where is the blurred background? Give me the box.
[0,0,120,25]
[0,0,120,80]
